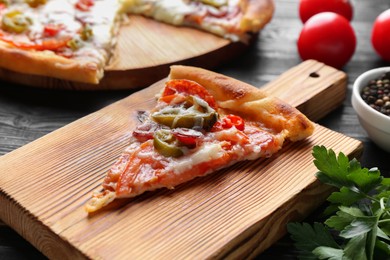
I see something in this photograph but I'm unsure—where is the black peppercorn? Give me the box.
[361,72,390,116]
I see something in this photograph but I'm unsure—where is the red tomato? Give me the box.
[40,38,70,50]
[299,0,353,23]
[43,24,64,37]
[0,34,70,51]
[75,0,94,11]
[297,12,356,69]
[371,9,390,62]
[212,114,245,132]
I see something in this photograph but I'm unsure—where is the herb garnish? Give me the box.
[287,145,390,260]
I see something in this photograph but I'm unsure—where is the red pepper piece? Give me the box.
[212,114,245,132]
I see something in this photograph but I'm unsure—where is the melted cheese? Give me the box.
[170,142,225,175]
[126,0,193,25]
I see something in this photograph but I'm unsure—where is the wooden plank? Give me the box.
[0,16,246,90]
[263,59,348,121]
[0,60,362,259]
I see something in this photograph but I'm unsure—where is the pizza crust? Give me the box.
[169,65,314,141]
[0,42,102,84]
[239,0,274,32]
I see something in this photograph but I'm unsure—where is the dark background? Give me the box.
[1,0,389,259]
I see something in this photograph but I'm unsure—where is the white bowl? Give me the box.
[352,67,390,152]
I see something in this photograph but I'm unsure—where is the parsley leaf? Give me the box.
[287,146,390,260]
[343,234,368,260]
[287,222,340,259]
[339,216,377,238]
[312,246,343,260]
[325,206,364,231]
[327,187,365,206]
[313,146,352,189]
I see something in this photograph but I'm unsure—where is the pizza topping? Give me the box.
[75,0,95,12]
[150,80,251,160]
[1,10,32,33]
[43,23,64,37]
[198,0,228,8]
[212,114,245,131]
[66,35,83,50]
[80,23,93,41]
[0,0,9,8]
[152,95,218,130]
[162,79,217,109]
[25,0,47,8]
[133,120,163,142]
[170,142,226,175]
[171,128,203,148]
[153,129,184,158]
[126,0,194,26]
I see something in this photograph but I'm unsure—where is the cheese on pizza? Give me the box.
[85,66,314,213]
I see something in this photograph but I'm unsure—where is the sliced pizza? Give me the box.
[0,0,273,84]
[0,0,123,84]
[124,0,274,42]
[85,65,314,213]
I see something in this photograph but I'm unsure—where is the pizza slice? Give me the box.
[124,0,274,42]
[85,65,314,213]
[0,0,123,84]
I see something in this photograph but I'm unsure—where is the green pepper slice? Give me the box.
[152,112,217,130]
[153,129,183,158]
[152,95,218,130]
[199,0,227,7]
[1,10,32,34]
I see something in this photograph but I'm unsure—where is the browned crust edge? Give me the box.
[240,0,275,32]
[0,42,102,84]
[169,65,314,142]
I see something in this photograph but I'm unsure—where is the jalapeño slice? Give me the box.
[153,129,183,158]
[152,95,217,130]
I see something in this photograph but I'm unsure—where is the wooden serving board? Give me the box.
[0,60,362,259]
[0,16,246,90]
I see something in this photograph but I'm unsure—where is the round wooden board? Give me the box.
[0,15,249,91]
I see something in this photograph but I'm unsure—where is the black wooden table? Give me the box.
[1,0,389,259]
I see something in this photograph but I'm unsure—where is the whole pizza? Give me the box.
[0,0,274,84]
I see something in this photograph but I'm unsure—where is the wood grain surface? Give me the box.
[0,16,247,90]
[0,61,362,259]
[1,0,389,259]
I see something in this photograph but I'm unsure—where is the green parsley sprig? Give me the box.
[287,145,390,260]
